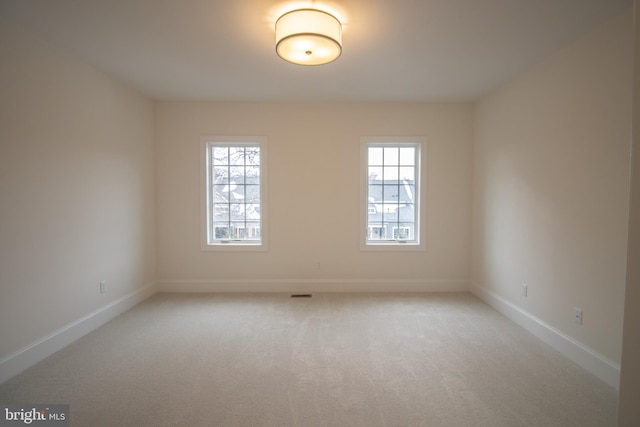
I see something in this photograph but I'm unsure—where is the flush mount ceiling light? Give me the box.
[275,8,342,66]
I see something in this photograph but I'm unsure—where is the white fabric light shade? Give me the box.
[275,9,342,66]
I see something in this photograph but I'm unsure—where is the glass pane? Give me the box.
[365,143,420,244]
[245,166,260,184]
[244,222,261,239]
[368,166,383,183]
[224,224,236,239]
[381,221,396,239]
[213,204,229,221]
[368,226,384,240]
[229,166,245,184]
[394,227,411,240]
[213,147,228,165]
[399,166,415,181]
[230,186,245,201]
[383,184,399,202]
[383,166,398,181]
[384,147,399,165]
[399,206,415,221]
[213,185,229,202]
[245,185,260,203]
[230,204,245,221]
[368,147,383,165]
[214,226,229,239]
[381,203,397,215]
[246,204,260,220]
[229,147,245,165]
[245,147,260,166]
[399,184,415,202]
[213,167,228,183]
[399,147,415,165]
[368,184,382,203]
[208,144,263,244]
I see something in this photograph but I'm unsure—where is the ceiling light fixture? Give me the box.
[275,8,342,66]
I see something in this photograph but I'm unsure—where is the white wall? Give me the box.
[471,8,633,368]
[618,2,640,424]
[155,102,472,291]
[0,18,156,370]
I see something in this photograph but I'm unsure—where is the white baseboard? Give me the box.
[6,280,616,390]
[0,282,157,384]
[470,281,620,390]
[157,279,470,293]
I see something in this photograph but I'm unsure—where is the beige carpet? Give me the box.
[0,292,617,426]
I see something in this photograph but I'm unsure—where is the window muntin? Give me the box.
[362,138,424,250]
[202,138,267,250]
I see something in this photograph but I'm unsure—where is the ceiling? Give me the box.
[0,0,633,102]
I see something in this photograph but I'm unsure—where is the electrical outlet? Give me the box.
[573,307,582,325]
[100,280,108,294]
[315,261,321,270]
[521,283,528,297]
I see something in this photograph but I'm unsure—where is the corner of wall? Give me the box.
[0,283,158,385]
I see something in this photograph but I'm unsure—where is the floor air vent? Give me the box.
[290,294,312,298]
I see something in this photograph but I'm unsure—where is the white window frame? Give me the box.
[200,136,268,252]
[360,137,426,252]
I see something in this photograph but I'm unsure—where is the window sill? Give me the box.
[360,241,425,252]
[201,242,268,252]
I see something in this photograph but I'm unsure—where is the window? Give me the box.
[201,137,267,251]
[361,137,425,251]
